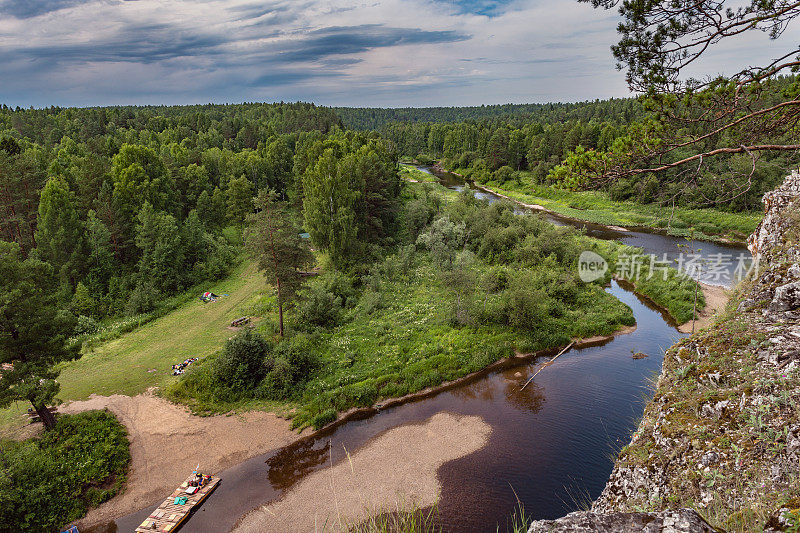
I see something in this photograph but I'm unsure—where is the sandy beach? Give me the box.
[233,412,492,533]
[677,282,729,333]
[62,392,296,528]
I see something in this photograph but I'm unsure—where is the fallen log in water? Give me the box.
[519,341,576,391]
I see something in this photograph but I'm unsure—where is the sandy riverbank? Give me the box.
[677,282,729,333]
[233,412,491,533]
[52,311,639,530]
[61,392,296,528]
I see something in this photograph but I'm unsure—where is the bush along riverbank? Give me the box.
[528,172,800,532]
[168,186,704,430]
[439,163,762,245]
[0,410,131,533]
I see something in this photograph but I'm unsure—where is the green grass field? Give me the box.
[0,261,269,436]
[288,259,634,428]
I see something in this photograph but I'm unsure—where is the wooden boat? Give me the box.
[135,473,220,532]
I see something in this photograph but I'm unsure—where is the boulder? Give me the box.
[770,281,800,313]
[527,509,721,533]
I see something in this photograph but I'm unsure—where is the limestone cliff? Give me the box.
[529,171,800,532]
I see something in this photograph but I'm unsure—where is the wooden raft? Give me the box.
[135,474,220,532]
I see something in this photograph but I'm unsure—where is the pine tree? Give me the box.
[35,176,86,285]
[0,241,79,429]
[134,203,186,294]
[245,190,312,336]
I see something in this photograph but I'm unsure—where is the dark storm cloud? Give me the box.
[249,68,343,87]
[6,20,468,69]
[11,22,230,64]
[436,0,513,16]
[276,24,470,62]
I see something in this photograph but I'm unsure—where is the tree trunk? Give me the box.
[32,401,56,429]
[692,265,700,335]
[276,278,284,337]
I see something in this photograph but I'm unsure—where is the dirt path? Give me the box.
[61,392,296,528]
[678,283,730,333]
[233,412,491,533]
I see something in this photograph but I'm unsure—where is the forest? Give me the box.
[334,99,644,130]
[358,78,798,216]
[0,103,342,321]
[0,98,716,530]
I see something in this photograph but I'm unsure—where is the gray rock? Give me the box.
[788,263,800,279]
[737,299,757,312]
[700,400,730,419]
[527,509,720,533]
[699,451,719,467]
[770,281,800,312]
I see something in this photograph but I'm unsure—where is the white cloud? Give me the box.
[0,0,796,107]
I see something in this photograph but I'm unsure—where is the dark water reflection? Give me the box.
[111,282,684,532]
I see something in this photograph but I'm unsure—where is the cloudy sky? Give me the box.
[0,0,795,108]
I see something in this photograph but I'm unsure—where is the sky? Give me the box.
[0,0,796,108]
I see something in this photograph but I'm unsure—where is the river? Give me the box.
[108,169,751,532]
[422,165,753,288]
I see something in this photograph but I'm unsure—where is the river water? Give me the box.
[424,165,753,288]
[108,170,751,532]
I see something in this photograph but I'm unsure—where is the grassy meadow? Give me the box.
[267,253,634,429]
[399,164,440,183]
[0,262,273,436]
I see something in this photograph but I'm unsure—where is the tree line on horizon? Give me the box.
[371,78,798,212]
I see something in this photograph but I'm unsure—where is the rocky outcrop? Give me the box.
[748,169,800,264]
[770,281,800,313]
[528,509,720,532]
[529,171,800,533]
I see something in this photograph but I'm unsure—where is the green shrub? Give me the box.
[0,410,130,533]
[74,314,100,336]
[310,408,337,430]
[296,271,355,328]
[215,329,273,391]
[357,290,384,315]
[414,153,435,166]
[493,165,514,183]
[260,333,321,397]
[296,283,344,328]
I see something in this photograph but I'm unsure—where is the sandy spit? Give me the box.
[678,282,730,333]
[61,392,296,527]
[233,412,491,533]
